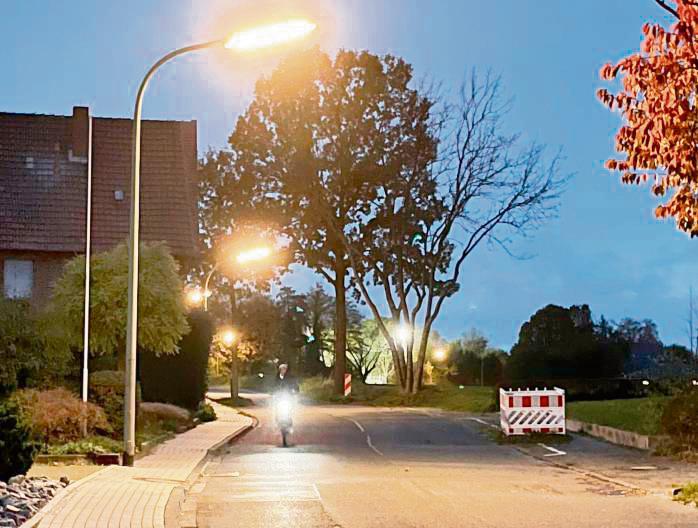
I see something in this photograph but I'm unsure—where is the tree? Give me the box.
[507,304,629,380]
[598,0,698,234]
[347,319,387,382]
[334,72,565,393]
[230,48,435,394]
[45,242,189,369]
[301,284,334,376]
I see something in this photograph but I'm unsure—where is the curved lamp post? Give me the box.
[202,246,271,311]
[123,19,315,465]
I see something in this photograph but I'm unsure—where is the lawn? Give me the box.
[566,396,669,436]
[300,377,494,414]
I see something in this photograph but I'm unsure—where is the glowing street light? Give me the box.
[432,348,447,363]
[394,324,412,348]
[220,329,237,347]
[185,288,204,307]
[225,19,316,51]
[203,245,273,311]
[122,19,316,466]
[236,246,272,264]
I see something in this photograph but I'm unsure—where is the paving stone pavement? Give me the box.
[32,401,252,528]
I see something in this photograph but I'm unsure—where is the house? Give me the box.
[0,106,198,306]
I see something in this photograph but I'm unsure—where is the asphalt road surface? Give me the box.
[195,393,697,528]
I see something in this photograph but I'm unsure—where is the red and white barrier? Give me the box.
[499,387,565,436]
[344,373,352,397]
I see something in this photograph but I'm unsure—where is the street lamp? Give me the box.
[123,19,316,466]
[202,245,271,311]
[432,348,447,363]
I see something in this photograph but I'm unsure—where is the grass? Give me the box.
[674,482,698,507]
[300,377,495,413]
[566,396,669,436]
[44,436,121,455]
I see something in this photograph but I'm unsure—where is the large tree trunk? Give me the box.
[413,318,432,393]
[333,262,348,395]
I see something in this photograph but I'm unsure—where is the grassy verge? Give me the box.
[566,397,669,436]
[675,483,698,507]
[300,377,494,413]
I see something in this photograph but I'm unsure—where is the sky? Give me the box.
[2,1,696,350]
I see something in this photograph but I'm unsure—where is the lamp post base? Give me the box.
[122,452,135,467]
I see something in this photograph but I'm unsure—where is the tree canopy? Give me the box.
[45,242,189,362]
[598,0,698,234]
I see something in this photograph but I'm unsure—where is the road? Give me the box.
[194,393,697,527]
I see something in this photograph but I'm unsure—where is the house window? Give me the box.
[4,259,33,299]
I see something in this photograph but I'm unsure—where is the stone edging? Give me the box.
[566,419,666,450]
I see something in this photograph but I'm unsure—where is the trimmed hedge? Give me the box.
[140,310,213,410]
[0,399,37,482]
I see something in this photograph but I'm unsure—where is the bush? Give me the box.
[13,388,110,445]
[139,402,191,426]
[89,370,134,437]
[0,399,37,481]
[195,402,217,422]
[45,436,121,455]
[0,299,70,397]
[661,390,698,450]
[140,310,213,410]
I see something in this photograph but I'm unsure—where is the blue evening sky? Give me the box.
[2,1,694,349]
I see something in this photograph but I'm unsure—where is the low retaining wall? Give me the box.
[566,419,665,450]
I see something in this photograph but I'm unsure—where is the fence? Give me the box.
[499,387,566,436]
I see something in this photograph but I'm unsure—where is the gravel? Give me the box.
[0,475,68,527]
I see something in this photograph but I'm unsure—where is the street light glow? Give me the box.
[186,289,204,307]
[395,324,411,346]
[224,19,316,51]
[236,246,272,264]
[432,348,447,362]
[221,329,237,347]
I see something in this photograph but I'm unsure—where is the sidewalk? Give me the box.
[30,400,252,528]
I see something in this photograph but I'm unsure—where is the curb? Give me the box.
[566,419,666,451]
[512,446,658,497]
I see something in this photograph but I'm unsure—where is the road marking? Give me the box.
[466,417,500,430]
[538,443,567,457]
[348,418,365,433]
[348,418,383,456]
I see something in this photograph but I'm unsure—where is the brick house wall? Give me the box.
[0,106,198,306]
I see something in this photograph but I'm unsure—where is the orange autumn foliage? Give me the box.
[598,0,698,235]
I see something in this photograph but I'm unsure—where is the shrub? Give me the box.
[89,370,140,437]
[661,390,698,450]
[45,436,121,455]
[195,402,216,423]
[140,402,191,426]
[0,399,37,481]
[14,388,110,445]
[140,310,214,410]
[0,299,70,397]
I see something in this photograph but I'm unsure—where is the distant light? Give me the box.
[258,373,264,378]
[186,289,203,307]
[236,246,272,264]
[220,329,236,347]
[225,19,316,51]
[692,379,698,386]
[458,385,465,390]
[432,348,447,362]
[394,324,411,346]
[642,380,650,386]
